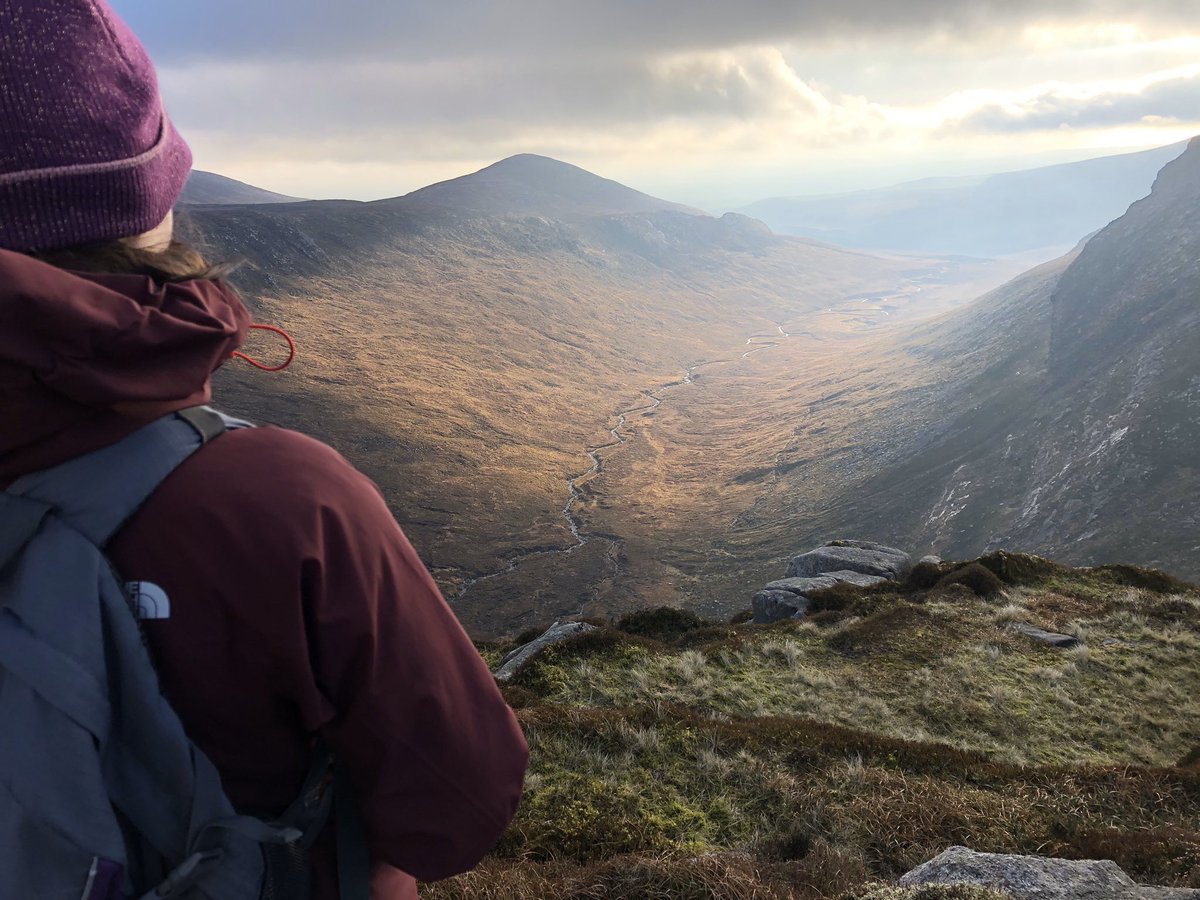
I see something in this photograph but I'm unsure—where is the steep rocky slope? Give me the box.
[787,137,1200,580]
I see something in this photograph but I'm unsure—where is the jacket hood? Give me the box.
[0,248,250,482]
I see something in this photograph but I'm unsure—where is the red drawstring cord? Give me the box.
[232,324,297,372]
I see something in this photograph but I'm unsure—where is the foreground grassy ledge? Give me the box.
[427,553,1200,898]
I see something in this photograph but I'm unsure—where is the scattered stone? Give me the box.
[899,846,1200,899]
[1012,623,1080,649]
[919,555,943,566]
[826,539,906,553]
[493,621,598,682]
[786,540,912,581]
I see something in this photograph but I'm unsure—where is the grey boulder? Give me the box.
[493,621,597,682]
[1012,623,1080,649]
[752,589,811,624]
[786,540,912,581]
[752,570,887,624]
[899,846,1200,899]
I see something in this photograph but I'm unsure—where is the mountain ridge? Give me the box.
[735,142,1187,258]
[179,170,305,206]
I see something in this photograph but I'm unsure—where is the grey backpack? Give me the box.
[0,407,368,899]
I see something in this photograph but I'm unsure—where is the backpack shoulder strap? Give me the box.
[7,406,246,547]
[1,406,272,900]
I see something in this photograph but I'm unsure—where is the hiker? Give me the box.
[0,1,528,898]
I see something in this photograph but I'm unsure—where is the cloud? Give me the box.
[949,70,1200,133]
[104,0,1199,202]
[113,0,1198,65]
[159,49,840,141]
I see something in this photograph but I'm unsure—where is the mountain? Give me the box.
[736,143,1187,259]
[181,154,1012,636]
[393,153,701,219]
[769,136,1200,580]
[179,170,305,205]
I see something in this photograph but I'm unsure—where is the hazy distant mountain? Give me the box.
[181,154,995,635]
[393,153,703,220]
[736,143,1186,259]
[797,137,1200,579]
[179,170,305,205]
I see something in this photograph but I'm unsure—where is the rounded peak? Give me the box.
[398,154,699,219]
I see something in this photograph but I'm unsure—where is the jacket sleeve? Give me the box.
[297,443,529,882]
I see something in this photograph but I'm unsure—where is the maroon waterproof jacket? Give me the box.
[0,249,529,899]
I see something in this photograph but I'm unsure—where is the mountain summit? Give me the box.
[392,153,700,219]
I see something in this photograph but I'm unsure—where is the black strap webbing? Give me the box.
[334,762,372,900]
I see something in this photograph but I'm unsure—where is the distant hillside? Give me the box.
[179,170,305,205]
[783,136,1200,579]
[736,143,1186,259]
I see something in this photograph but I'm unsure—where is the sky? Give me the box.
[111,0,1200,209]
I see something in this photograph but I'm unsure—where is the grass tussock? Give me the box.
[425,845,870,900]
[451,555,1200,897]
[935,563,1004,597]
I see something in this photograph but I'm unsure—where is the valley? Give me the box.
[189,141,1199,638]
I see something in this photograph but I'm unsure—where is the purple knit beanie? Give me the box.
[0,0,192,251]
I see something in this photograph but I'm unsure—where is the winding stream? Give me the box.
[455,321,800,603]
[451,274,943,609]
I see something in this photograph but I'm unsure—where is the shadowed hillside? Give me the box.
[755,136,1200,585]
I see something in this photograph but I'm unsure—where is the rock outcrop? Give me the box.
[786,540,913,581]
[493,621,597,682]
[752,540,908,623]
[900,846,1200,899]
